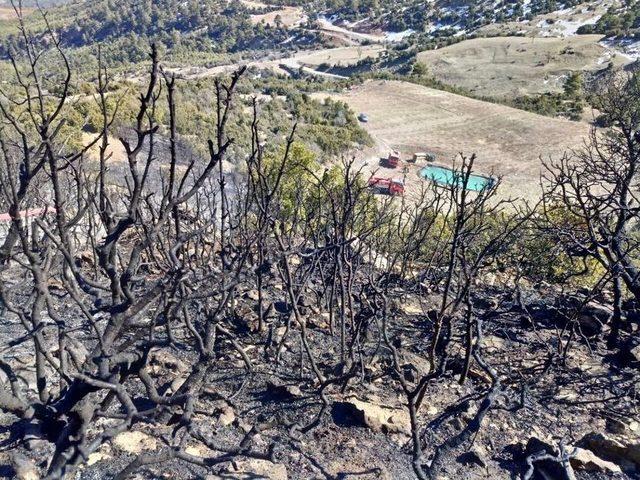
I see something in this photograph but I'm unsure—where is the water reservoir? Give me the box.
[420,164,493,192]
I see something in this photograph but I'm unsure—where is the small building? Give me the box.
[410,152,436,163]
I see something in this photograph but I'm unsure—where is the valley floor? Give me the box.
[313,80,591,201]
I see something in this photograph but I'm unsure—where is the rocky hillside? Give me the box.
[0,2,638,480]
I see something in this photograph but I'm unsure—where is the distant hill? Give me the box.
[0,0,72,6]
[0,0,619,70]
[274,0,589,35]
[0,0,315,64]
[415,35,628,98]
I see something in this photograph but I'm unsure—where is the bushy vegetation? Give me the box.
[67,70,372,161]
[0,0,315,65]
[509,72,585,121]
[578,1,640,37]
[272,0,587,34]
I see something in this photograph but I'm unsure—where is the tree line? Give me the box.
[0,0,306,65]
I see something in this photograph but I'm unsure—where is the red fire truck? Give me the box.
[386,151,401,168]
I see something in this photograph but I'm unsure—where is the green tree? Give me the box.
[563,72,583,98]
[412,62,428,76]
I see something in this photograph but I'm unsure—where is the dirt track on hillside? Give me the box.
[166,45,384,80]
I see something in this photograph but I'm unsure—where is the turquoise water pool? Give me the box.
[420,165,493,192]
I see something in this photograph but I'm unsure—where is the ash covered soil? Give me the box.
[0,273,637,480]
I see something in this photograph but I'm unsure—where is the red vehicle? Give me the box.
[0,207,55,222]
[368,177,405,196]
[386,151,401,168]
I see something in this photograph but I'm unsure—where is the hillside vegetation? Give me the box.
[0,0,315,64]
[0,0,601,67]
[578,0,640,37]
[277,0,589,33]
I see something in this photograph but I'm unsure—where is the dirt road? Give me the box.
[165,45,384,80]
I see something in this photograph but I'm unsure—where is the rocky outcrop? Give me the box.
[606,417,640,436]
[578,431,640,472]
[574,301,614,336]
[524,437,573,480]
[528,297,613,336]
[112,431,157,454]
[332,396,410,435]
[570,447,621,474]
[9,453,38,480]
[208,459,288,479]
[264,381,303,401]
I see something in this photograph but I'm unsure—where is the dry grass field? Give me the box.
[82,133,128,164]
[241,0,306,27]
[416,35,629,98]
[292,45,385,67]
[315,80,592,200]
[0,6,32,20]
